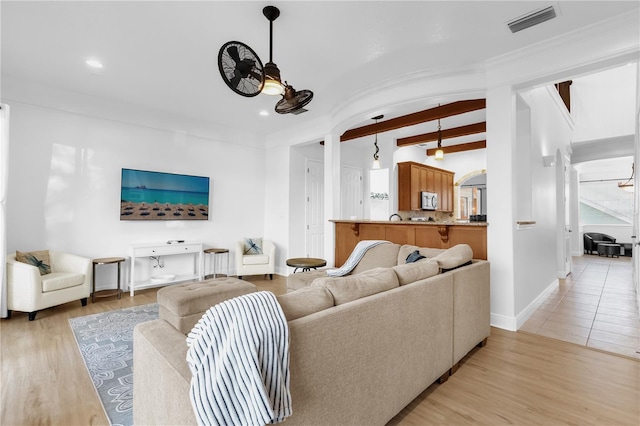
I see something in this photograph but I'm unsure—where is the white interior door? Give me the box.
[556,151,572,278]
[341,165,363,219]
[563,154,572,276]
[306,159,324,258]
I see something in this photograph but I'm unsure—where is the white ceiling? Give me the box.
[2,1,639,140]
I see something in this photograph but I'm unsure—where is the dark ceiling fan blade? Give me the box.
[227,45,241,64]
[230,70,242,88]
[249,70,263,81]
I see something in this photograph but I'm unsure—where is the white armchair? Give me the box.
[6,251,92,320]
[235,239,275,280]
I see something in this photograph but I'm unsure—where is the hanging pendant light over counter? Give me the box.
[372,115,383,169]
[434,117,444,160]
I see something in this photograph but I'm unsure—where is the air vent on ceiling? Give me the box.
[508,6,556,33]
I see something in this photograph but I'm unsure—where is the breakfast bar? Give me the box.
[331,220,488,266]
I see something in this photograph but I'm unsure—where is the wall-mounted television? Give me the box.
[120,168,210,221]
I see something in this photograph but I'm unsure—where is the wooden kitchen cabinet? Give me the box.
[398,162,423,211]
[440,172,454,212]
[397,161,454,212]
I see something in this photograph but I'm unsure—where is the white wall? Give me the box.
[6,103,267,289]
[514,87,573,319]
[572,64,637,142]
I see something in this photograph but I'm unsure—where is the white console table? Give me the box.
[128,242,203,296]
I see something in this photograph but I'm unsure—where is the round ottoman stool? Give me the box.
[157,277,257,334]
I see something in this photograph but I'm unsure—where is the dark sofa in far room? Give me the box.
[583,232,616,254]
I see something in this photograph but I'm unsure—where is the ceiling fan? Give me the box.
[217,5,313,115]
[218,41,264,97]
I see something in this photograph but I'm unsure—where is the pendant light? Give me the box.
[372,115,383,169]
[434,117,444,160]
[618,163,634,192]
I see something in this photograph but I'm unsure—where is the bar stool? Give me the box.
[92,257,125,302]
[203,248,229,278]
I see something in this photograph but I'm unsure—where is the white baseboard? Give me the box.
[490,313,517,331]
[490,279,560,332]
[516,279,559,329]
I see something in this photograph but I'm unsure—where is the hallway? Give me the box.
[521,255,639,359]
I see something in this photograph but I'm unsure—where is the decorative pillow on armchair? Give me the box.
[16,250,51,275]
[243,238,263,255]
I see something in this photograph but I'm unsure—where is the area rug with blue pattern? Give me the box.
[69,303,159,426]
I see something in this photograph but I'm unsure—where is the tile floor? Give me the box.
[521,254,640,359]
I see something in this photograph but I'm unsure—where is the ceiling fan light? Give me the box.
[263,79,284,95]
[262,62,284,95]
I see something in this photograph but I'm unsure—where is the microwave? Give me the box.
[421,191,438,210]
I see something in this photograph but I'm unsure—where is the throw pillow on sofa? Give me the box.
[312,267,399,305]
[392,259,440,286]
[243,238,263,255]
[405,250,425,263]
[16,250,51,275]
[432,244,473,271]
[397,245,446,264]
[277,286,334,321]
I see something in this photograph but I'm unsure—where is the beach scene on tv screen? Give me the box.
[120,169,209,220]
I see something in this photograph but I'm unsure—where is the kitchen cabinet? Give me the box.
[398,162,422,211]
[397,161,454,212]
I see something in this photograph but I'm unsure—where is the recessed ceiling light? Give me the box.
[85,59,103,69]
[259,110,269,117]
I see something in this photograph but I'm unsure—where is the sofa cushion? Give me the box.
[397,245,445,264]
[312,267,399,305]
[286,268,334,291]
[432,244,473,271]
[242,254,270,265]
[277,286,334,321]
[42,272,85,292]
[16,250,51,275]
[351,243,401,274]
[392,259,440,286]
[243,237,263,255]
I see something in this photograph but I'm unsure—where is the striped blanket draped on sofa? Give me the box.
[186,291,291,425]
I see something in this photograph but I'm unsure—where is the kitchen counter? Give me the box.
[330,219,488,226]
[331,219,488,265]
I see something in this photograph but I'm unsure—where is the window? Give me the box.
[578,158,634,225]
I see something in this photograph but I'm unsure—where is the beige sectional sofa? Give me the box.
[133,243,490,425]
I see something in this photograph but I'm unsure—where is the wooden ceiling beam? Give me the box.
[426,140,486,156]
[397,122,486,146]
[339,99,486,142]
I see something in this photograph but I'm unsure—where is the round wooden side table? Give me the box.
[204,248,229,278]
[286,257,327,273]
[92,257,125,302]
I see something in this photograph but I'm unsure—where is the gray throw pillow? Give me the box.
[405,250,426,263]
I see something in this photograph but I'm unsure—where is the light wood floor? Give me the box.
[1,275,639,426]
